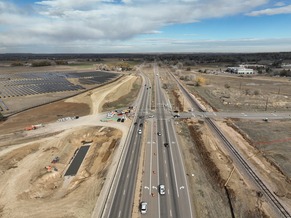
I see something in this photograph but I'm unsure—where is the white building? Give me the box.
[227,67,254,75]
[237,68,254,74]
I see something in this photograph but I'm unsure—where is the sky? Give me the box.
[0,0,291,53]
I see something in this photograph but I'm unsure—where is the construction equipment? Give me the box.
[51,156,60,164]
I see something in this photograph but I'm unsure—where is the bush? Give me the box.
[31,60,51,67]
[11,62,24,66]
[55,60,68,65]
[224,83,230,89]
[254,90,260,95]
[195,76,206,86]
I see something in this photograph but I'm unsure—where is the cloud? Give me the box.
[2,0,287,52]
[274,2,285,7]
[247,4,291,16]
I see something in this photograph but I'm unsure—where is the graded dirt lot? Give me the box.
[0,126,122,218]
[0,101,90,134]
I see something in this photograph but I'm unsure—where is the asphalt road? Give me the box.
[64,145,90,176]
[103,72,151,218]
[140,64,193,218]
[178,111,291,120]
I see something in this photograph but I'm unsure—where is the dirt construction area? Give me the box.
[0,127,121,217]
[0,69,141,218]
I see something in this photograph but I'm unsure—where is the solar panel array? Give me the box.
[66,71,118,85]
[0,72,85,98]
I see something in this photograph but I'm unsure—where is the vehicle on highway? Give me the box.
[164,142,169,147]
[139,123,143,127]
[173,114,180,118]
[138,129,142,135]
[159,184,165,195]
[148,115,154,118]
[157,132,162,136]
[140,201,147,214]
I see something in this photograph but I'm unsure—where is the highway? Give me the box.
[101,63,290,218]
[102,72,151,218]
[140,64,193,218]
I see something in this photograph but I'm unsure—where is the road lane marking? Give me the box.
[123,189,125,195]
[171,120,194,218]
[150,121,153,195]
[165,120,179,198]
[127,173,129,178]
[118,210,121,218]
[170,209,172,217]
[271,113,277,116]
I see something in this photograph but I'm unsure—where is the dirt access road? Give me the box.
[0,74,139,218]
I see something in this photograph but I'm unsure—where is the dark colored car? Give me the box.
[164,142,169,147]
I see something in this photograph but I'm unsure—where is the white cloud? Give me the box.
[247,4,291,16]
[274,2,285,7]
[3,0,290,53]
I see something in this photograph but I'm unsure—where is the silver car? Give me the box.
[140,201,147,214]
[159,184,165,195]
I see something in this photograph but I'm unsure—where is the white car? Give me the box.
[138,129,142,135]
[140,201,147,214]
[159,184,165,195]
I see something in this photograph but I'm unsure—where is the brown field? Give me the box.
[183,73,291,112]
[232,119,291,178]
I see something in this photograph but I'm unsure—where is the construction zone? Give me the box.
[0,126,122,217]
